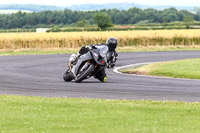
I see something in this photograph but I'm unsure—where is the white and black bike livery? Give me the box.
[63,45,109,83]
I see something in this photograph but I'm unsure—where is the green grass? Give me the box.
[117,46,200,52]
[1,95,200,133]
[122,58,200,79]
[2,46,200,56]
[0,50,77,56]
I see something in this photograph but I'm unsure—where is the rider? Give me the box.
[69,37,118,82]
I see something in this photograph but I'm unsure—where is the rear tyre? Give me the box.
[63,70,73,82]
[75,63,94,83]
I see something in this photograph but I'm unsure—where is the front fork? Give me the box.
[68,61,73,72]
[69,60,92,80]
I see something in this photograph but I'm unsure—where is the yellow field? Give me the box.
[0,30,200,51]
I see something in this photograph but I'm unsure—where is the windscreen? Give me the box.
[96,45,109,58]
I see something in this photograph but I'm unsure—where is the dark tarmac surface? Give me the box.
[1,51,200,102]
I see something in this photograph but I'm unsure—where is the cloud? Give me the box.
[0,0,199,6]
[133,0,200,6]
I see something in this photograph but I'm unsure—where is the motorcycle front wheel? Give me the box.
[75,63,94,83]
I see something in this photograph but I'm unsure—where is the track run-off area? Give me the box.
[1,51,200,102]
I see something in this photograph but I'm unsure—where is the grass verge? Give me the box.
[1,95,200,133]
[0,49,78,56]
[1,45,200,56]
[121,58,200,79]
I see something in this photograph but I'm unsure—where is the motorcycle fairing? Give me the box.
[71,48,106,79]
[72,52,93,77]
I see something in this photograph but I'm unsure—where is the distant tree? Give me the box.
[0,7,200,29]
[76,19,87,27]
[184,15,194,29]
[194,14,200,21]
[48,26,61,32]
[177,10,192,21]
[194,7,200,15]
[163,16,169,26]
[0,14,6,28]
[143,8,158,22]
[93,13,113,29]
[184,15,194,23]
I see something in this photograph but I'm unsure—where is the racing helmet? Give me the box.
[106,37,118,51]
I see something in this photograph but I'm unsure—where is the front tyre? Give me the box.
[63,70,73,82]
[75,63,94,83]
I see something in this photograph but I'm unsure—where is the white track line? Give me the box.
[113,62,200,81]
[113,62,158,74]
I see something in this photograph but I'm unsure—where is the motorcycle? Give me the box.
[63,45,109,83]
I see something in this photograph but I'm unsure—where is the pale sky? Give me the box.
[0,0,200,7]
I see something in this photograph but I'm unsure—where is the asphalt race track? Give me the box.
[1,51,200,102]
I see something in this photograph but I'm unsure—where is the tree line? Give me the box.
[0,7,199,29]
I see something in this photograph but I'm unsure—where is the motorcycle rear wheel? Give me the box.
[63,70,73,82]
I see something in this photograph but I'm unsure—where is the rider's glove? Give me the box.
[110,62,115,68]
[107,61,115,68]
